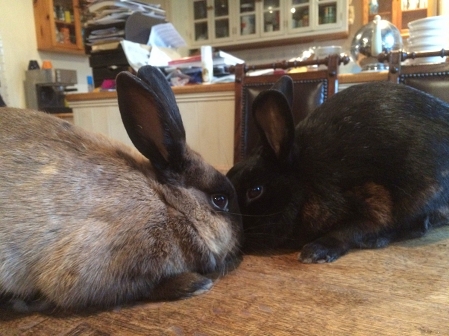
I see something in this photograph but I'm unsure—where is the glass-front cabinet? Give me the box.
[288,0,345,33]
[362,0,437,36]
[239,0,257,38]
[261,0,283,34]
[192,0,233,45]
[290,0,311,30]
[237,0,284,40]
[190,0,348,48]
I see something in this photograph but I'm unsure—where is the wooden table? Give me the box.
[1,226,449,335]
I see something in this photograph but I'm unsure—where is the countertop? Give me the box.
[66,82,236,102]
[66,72,389,102]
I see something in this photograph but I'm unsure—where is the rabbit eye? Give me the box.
[247,186,264,202]
[211,194,229,211]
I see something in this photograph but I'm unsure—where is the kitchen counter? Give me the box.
[66,82,236,173]
[66,82,236,102]
[65,72,389,172]
[66,72,388,102]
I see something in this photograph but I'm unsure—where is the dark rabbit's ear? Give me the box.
[252,76,295,161]
[116,66,187,176]
[270,74,293,108]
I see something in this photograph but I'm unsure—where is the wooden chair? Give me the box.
[232,54,349,164]
[378,49,449,103]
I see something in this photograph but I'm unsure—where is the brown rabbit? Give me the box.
[0,66,242,311]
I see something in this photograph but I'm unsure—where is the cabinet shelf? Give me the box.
[55,20,76,26]
[402,8,428,13]
[367,11,392,17]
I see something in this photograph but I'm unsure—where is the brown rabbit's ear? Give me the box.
[252,76,295,161]
[116,66,187,175]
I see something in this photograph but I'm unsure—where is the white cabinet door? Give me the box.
[260,0,285,37]
[236,0,259,40]
[236,0,285,41]
[313,0,347,32]
[287,0,313,34]
[288,0,347,35]
[191,0,234,47]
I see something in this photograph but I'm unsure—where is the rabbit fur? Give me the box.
[0,66,242,310]
[227,78,449,263]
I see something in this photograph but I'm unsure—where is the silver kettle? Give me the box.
[350,15,403,71]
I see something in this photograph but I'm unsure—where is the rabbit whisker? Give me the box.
[216,210,286,218]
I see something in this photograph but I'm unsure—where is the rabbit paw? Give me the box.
[7,298,54,313]
[152,272,213,301]
[298,241,347,264]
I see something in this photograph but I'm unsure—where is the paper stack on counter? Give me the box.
[84,0,166,53]
[121,18,187,70]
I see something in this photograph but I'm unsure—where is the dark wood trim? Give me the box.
[214,31,349,52]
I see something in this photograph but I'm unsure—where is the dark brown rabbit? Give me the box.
[0,66,242,311]
[227,77,449,263]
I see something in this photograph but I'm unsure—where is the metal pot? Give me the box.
[350,15,403,71]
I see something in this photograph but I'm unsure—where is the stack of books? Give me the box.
[167,50,244,70]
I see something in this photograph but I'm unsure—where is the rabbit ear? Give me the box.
[252,76,295,161]
[116,66,186,175]
[270,74,294,109]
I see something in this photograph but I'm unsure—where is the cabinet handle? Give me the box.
[207,5,213,10]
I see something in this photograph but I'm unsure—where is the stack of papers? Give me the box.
[85,0,165,25]
[86,26,124,51]
[84,0,166,53]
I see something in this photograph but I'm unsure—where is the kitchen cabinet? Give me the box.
[66,85,235,173]
[189,0,348,49]
[288,0,345,33]
[362,0,437,36]
[33,0,84,54]
[235,0,285,41]
[191,0,234,46]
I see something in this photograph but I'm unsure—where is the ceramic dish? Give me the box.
[408,15,449,30]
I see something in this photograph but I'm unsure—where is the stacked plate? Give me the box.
[407,16,449,64]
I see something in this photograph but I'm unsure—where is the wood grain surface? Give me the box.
[1,226,449,335]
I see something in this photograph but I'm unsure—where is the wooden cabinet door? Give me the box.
[33,0,84,54]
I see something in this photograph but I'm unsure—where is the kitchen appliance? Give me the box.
[25,68,77,113]
[350,15,402,71]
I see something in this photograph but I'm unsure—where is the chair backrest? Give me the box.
[233,54,347,164]
[379,49,449,103]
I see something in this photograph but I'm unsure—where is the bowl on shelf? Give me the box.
[407,15,449,31]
